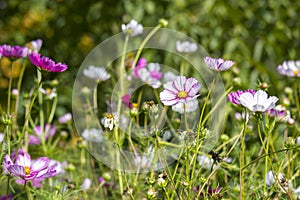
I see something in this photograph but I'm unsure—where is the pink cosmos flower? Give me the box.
[133,58,147,78]
[29,124,57,145]
[137,63,163,88]
[227,89,256,105]
[29,52,68,72]
[159,76,201,106]
[4,151,58,183]
[0,44,28,59]
[122,93,132,108]
[204,57,235,71]
[0,194,13,200]
[58,113,72,124]
[15,159,61,188]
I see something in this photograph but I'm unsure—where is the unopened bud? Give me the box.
[159,19,168,27]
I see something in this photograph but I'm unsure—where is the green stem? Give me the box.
[7,61,15,113]
[6,126,11,156]
[293,81,300,120]
[37,70,46,154]
[131,24,162,68]
[14,60,27,122]
[257,119,268,196]
[179,61,185,76]
[25,182,33,200]
[6,174,10,200]
[239,109,248,200]
[47,95,57,124]
[93,84,99,116]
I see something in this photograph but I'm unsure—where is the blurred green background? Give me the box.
[0,0,299,108]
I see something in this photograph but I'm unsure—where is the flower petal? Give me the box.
[31,157,50,172]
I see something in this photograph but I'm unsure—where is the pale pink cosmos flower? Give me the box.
[176,41,198,53]
[29,124,57,145]
[277,60,300,77]
[58,113,72,124]
[239,90,278,113]
[83,65,110,81]
[121,19,143,36]
[159,76,201,106]
[204,56,235,71]
[26,39,43,53]
[29,52,68,72]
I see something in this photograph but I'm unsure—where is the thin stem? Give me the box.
[179,60,185,76]
[6,126,11,156]
[7,61,15,113]
[131,24,162,68]
[14,60,27,121]
[6,174,10,200]
[239,109,248,200]
[37,70,46,154]
[93,84,99,116]
[47,95,57,124]
[293,81,300,120]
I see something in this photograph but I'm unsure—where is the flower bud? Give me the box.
[220,134,229,142]
[11,89,19,96]
[284,87,293,95]
[232,77,241,86]
[159,19,168,27]
[81,86,91,95]
[259,82,269,90]
[130,103,139,117]
[157,177,167,188]
[103,172,111,181]
[147,188,156,199]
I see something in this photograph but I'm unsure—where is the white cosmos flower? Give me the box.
[101,113,119,131]
[197,155,214,169]
[239,90,278,113]
[82,128,103,142]
[172,100,198,114]
[266,170,284,186]
[80,178,92,190]
[121,19,143,37]
[176,41,198,53]
[39,88,57,99]
[0,133,4,143]
[83,65,110,81]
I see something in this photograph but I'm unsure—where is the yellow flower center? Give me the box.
[177,91,187,98]
[24,166,31,175]
[132,103,138,108]
[293,69,299,76]
[106,113,114,119]
[46,88,52,95]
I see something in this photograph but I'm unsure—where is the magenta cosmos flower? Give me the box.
[29,52,68,72]
[159,76,201,106]
[3,151,57,182]
[228,89,256,105]
[0,44,28,59]
[204,56,235,71]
